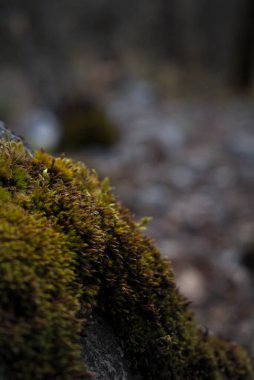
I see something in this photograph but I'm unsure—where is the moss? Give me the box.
[56,98,118,150]
[208,336,254,380]
[0,201,84,379]
[0,140,253,380]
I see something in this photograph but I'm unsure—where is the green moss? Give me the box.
[208,336,254,380]
[0,140,253,380]
[0,202,84,379]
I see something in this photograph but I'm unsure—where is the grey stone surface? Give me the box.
[0,122,31,152]
[0,122,22,142]
[82,313,143,380]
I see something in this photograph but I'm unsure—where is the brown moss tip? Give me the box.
[0,140,253,380]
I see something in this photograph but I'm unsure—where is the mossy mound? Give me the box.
[56,98,118,150]
[0,140,253,380]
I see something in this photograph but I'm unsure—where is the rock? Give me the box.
[82,313,142,380]
[176,267,206,303]
[0,122,23,143]
[18,109,61,151]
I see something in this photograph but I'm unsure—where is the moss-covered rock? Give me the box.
[56,98,118,150]
[0,137,253,380]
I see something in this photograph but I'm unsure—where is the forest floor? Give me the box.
[72,80,254,355]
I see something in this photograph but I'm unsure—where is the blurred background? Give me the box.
[0,0,254,355]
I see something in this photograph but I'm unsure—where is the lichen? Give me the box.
[0,140,253,380]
